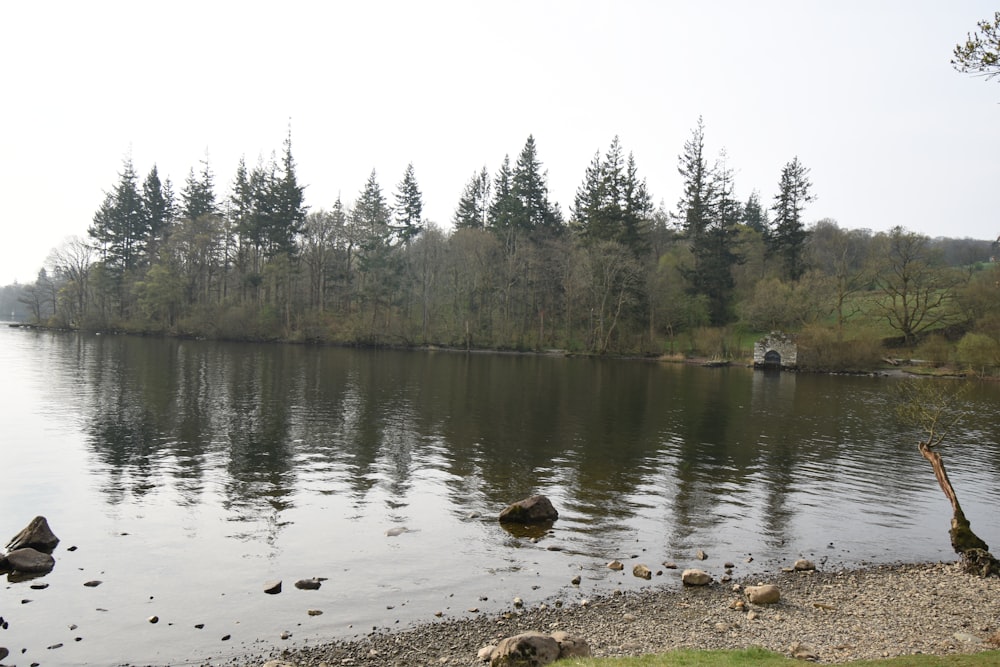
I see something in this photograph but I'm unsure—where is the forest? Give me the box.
[3,121,998,373]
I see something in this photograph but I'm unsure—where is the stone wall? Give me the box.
[753,332,797,369]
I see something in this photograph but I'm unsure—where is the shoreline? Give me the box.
[224,561,999,667]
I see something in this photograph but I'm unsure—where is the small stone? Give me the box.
[632,564,652,580]
[623,613,637,622]
[789,642,818,660]
[696,549,708,560]
[724,561,735,569]
[729,599,746,611]
[513,597,523,608]
[148,616,159,624]
[953,632,983,645]
[295,578,322,590]
[662,561,678,569]
[194,623,205,629]
[264,580,282,594]
[607,560,624,571]
[221,634,231,641]
[83,580,102,587]
[0,648,8,662]
[747,610,759,620]
[307,609,323,616]
[47,643,64,650]
[793,559,816,571]
[714,622,729,632]
[281,631,292,640]
[30,583,49,590]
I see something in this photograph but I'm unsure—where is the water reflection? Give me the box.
[67,336,1000,562]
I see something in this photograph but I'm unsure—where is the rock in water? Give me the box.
[498,496,558,524]
[264,580,282,594]
[632,564,652,580]
[490,631,561,667]
[295,578,322,590]
[6,516,60,553]
[6,548,55,574]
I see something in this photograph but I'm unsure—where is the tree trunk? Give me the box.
[918,441,998,576]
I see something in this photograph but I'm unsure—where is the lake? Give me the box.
[1,326,998,666]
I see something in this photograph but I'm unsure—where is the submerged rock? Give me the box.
[498,496,558,524]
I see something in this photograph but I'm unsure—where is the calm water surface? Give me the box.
[1,326,998,666]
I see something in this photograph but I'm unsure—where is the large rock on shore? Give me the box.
[6,516,60,553]
[746,584,781,604]
[498,496,558,524]
[484,630,590,667]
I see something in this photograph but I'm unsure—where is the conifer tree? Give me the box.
[453,167,490,229]
[511,135,561,234]
[181,157,218,221]
[392,162,423,246]
[769,156,815,281]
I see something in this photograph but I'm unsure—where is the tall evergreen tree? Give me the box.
[511,135,561,234]
[488,155,521,235]
[88,156,147,275]
[676,117,711,237]
[271,127,307,256]
[142,165,174,260]
[180,157,218,221]
[392,162,423,246]
[742,190,768,234]
[769,156,815,281]
[453,167,490,229]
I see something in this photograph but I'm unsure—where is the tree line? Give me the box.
[11,121,999,368]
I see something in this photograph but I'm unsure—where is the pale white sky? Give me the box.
[1,0,998,285]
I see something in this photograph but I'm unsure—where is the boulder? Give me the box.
[498,496,558,524]
[746,584,781,604]
[550,631,590,659]
[6,548,55,574]
[632,564,652,580]
[490,632,560,667]
[6,516,60,553]
[681,568,712,586]
[793,559,816,571]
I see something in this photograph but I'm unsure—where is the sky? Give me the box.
[1,0,998,285]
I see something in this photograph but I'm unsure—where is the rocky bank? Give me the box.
[218,562,999,667]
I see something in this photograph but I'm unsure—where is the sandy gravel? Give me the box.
[217,562,1000,667]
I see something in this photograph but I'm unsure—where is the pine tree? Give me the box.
[453,167,490,229]
[676,117,711,237]
[270,128,307,257]
[742,190,768,234]
[142,165,174,261]
[488,155,521,236]
[181,157,218,221]
[770,156,815,281]
[512,135,560,234]
[88,156,148,275]
[392,162,423,246]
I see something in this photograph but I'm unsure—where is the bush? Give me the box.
[796,325,884,371]
[915,334,952,367]
[956,332,1000,376]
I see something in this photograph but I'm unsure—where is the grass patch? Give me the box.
[555,648,1000,666]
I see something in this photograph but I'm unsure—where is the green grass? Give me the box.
[555,648,1000,667]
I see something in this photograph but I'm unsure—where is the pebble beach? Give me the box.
[228,562,1000,667]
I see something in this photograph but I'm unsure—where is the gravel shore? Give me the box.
[230,562,1000,667]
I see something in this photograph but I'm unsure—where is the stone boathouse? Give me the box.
[753,332,797,370]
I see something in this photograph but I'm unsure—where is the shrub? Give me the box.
[915,334,952,367]
[956,332,1000,376]
[796,325,884,372]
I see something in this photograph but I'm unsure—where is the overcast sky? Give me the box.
[2,1,998,285]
